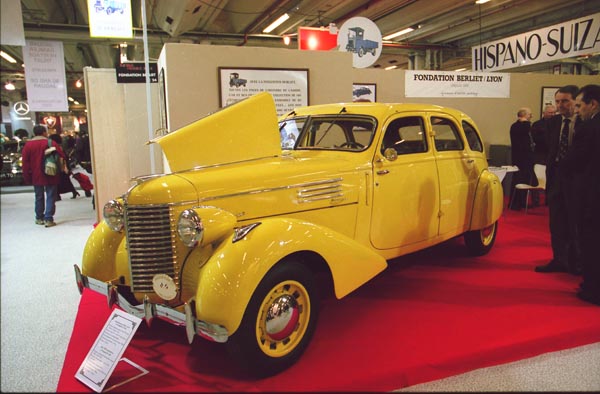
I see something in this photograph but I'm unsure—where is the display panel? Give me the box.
[219,67,309,117]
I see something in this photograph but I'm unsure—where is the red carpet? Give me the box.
[57,205,600,392]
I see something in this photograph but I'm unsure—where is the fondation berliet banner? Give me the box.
[405,71,510,98]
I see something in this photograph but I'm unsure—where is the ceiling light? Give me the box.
[455,67,467,72]
[75,79,83,88]
[263,13,290,33]
[383,27,415,40]
[4,81,15,90]
[384,65,398,71]
[68,96,74,102]
[283,35,291,45]
[475,0,491,4]
[0,51,17,63]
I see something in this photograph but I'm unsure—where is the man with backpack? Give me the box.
[21,124,66,227]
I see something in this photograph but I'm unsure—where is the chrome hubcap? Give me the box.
[265,294,299,341]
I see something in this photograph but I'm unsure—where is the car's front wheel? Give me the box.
[464,221,498,256]
[227,260,318,377]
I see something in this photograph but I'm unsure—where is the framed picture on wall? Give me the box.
[352,83,376,102]
[218,67,309,117]
[541,87,559,116]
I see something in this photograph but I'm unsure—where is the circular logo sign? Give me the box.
[337,17,382,68]
[13,101,30,116]
[152,274,177,300]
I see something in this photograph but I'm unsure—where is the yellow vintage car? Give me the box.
[74,92,503,376]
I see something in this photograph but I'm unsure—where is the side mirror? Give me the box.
[383,148,398,162]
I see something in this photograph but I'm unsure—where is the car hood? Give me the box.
[153,92,281,172]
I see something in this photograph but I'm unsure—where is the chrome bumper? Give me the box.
[73,264,228,344]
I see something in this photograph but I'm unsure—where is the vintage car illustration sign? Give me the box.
[337,17,382,68]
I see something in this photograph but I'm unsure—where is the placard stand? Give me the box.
[103,358,149,392]
[75,309,143,392]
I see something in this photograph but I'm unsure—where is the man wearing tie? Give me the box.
[535,85,580,274]
[562,84,600,305]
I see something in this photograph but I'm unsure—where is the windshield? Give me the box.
[278,115,376,151]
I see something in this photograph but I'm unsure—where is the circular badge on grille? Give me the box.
[152,274,177,300]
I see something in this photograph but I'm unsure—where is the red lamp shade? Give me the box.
[298,27,338,51]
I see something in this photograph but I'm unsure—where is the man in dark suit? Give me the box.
[562,84,600,305]
[535,85,580,274]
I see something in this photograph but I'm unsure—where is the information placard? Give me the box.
[219,67,309,117]
[75,309,142,392]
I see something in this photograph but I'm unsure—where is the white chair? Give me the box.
[509,164,546,214]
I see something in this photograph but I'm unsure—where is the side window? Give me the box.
[462,121,483,152]
[431,117,464,151]
[381,116,427,155]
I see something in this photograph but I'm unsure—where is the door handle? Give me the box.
[377,170,390,175]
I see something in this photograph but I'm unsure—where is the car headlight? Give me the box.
[103,200,124,232]
[178,209,204,247]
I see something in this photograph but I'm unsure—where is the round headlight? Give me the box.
[178,209,203,247]
[103,200,124,232]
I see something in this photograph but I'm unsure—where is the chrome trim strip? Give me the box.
[198,177,344,203]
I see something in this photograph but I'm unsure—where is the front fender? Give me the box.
[470,169,504,230]
[81,221,124,280]
[195,217,388,335]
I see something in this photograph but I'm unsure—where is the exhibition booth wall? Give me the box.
[84,44,598,222]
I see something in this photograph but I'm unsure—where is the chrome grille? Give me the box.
[125,204,177,293]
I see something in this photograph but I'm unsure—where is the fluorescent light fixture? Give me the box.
[475,0,490,4]
[0,50,17,63]
[454,67,467,72]
[4,81,15,90]
[384,65,398,70]
[383,27,414,40]
[263,13,290,33]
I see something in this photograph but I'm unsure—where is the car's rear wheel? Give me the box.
[227,260,318,377]
[464,221,498,256]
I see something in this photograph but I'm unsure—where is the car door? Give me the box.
[430,115,478,236]
[370,114,440,250]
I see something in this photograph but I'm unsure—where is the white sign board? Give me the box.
[219,68,308,117]
[75,309,142,393]
[405,70,510,98]
[472,12,600,71]
[23,40,69,112]
[87,0,133,38]
[0,0,26,46]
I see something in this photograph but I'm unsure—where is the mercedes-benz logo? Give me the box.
[13,101,30,116]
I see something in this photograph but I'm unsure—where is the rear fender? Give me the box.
[470,170,504,229]
[195,217,388,335]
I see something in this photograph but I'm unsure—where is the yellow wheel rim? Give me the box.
[255,280,311,358]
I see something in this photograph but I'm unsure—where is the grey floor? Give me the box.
[1,188,599,393]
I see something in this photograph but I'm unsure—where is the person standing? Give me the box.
[509,107,535,210]
[531,104,556,165]
[562,84,600,305]
[21,124,66,227]
[535,85,580,274]
[530,104,555,206]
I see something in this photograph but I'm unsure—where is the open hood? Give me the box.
[153,92,281,172]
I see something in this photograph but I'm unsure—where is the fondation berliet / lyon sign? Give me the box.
[472,12,600,72]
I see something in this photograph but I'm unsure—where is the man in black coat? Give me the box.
[508,107,535,210]
[562,84,600,305]
[535,85,580,274]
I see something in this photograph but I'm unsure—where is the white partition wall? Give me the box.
[83,67,161,223]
